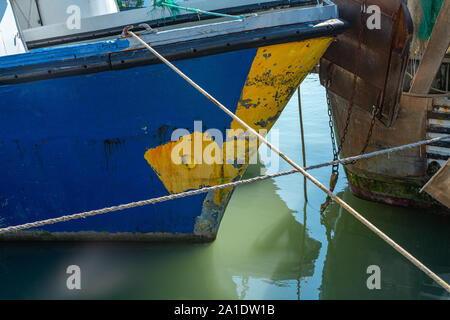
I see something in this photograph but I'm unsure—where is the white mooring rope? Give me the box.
[0,135,448,236]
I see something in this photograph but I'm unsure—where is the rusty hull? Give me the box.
[317,0,450,210]
[329,92,445,209]
[320,0,413,126]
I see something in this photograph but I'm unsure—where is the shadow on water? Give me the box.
[0,241,227,299]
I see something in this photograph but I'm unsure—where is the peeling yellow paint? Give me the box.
[144,132,240,194]
[232,37,333,133]
[144,38,333,207]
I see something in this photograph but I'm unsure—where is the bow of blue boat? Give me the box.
[0,0,347,241]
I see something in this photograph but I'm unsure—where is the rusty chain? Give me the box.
[322,1,367,213]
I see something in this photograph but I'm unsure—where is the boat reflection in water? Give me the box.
[214,163,322,299]
[320,188,450,300]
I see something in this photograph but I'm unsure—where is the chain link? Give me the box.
[359,104,381,156]
[326,90,340,176]
[322,1,367,212]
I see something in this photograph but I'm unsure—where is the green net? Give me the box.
[152,0,181,19]
[418,0,444,40]
[152,0,243,20]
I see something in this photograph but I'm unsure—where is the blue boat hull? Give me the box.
[0,35,333,240]
[0,48,256,237]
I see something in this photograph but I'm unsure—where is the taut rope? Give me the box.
[0,135,447,235]
[126,30,450,293]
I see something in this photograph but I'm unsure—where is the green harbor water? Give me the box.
[0,75,449,300]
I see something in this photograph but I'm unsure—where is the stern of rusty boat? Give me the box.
[320,0,449,211]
